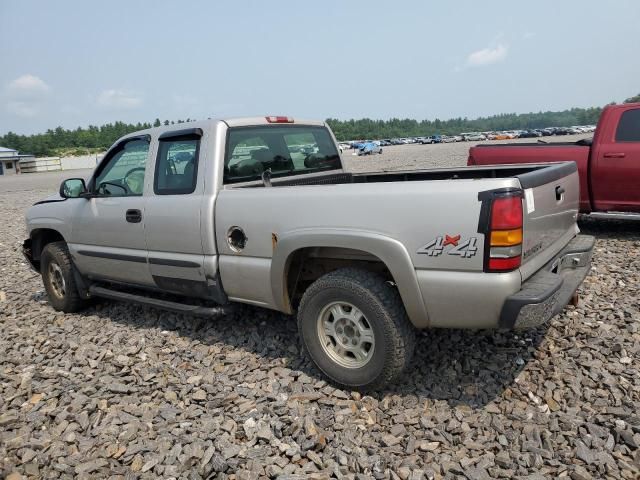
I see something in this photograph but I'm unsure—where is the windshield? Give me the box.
[224,125,341,184]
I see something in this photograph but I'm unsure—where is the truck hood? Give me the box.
[33,193,65,205]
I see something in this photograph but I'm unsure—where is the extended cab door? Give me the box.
[143,128,214,298]
[68,136,154,286]
[591,106,640,212]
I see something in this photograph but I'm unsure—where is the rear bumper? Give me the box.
[499,234,595,329]
[22,238,40,272]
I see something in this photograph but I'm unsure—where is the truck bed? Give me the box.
[234,163,575,189]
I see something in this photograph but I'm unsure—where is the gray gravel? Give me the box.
[1,139,639,479]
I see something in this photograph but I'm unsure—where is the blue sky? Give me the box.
[1,0,639,134]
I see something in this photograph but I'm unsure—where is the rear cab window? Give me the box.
[224,125,340,184]
[615,108,640,142]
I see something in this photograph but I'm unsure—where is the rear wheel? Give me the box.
[297,268,415,390]
[41,241,87,313]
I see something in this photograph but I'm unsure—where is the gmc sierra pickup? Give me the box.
[23,116,594,389]
[468,102,640,217]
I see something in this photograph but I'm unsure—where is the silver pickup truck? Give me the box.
[23,116,594,389]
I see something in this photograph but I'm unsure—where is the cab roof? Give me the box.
[118,116,327,143]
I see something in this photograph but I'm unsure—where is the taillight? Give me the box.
[487,193,523,272]
[265,116,294,123]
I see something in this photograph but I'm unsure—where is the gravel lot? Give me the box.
[342,134,592,172]
[1,137,639,480]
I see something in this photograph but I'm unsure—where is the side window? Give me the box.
[615,109,640,142]
[154,135,200,195]
[94,139,149,196]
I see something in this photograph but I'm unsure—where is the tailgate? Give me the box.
[516,162,580,281]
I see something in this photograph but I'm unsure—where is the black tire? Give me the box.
[297,268,415,390]
[40,241,87,313]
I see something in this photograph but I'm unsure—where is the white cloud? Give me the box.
[523,32,536,40]
[4,74,51,117]
[466,44,508,67]
[96,89,142,109]
[7,74,51,98]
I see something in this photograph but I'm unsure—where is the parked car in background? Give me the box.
[419,137,433,144]
[357,141,383,155]
[468,102,640,216]
[465,133,486,141]
[441,135,456,143]
[519,130,542,138]
[492,133,512,140]
[430,135,442,143]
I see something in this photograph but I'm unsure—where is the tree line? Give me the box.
[1,94,638,157]
[329,93,637,141]
[326,107,604,141]
[0,119,192,157]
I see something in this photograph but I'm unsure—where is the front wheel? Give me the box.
[41,241,87,313]
[297,268,415,390]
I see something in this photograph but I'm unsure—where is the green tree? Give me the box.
[624,93,640,103]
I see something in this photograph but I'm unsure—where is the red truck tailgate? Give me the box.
[469,143,591,212]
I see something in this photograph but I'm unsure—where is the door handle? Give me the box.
[125,209,142,223]
[555,186,565,201]
[603,152,626,158]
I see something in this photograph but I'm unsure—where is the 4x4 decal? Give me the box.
[417,235,479,258]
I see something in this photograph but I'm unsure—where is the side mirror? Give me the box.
[59,178,87,198]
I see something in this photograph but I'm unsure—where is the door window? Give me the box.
[154,136,200,195]
[94,139,149,196]
[615,109,640,142]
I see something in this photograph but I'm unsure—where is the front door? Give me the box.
[68,137,154,286]
[592,106,640,212]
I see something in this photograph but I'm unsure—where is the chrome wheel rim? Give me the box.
[48,262,66,298]
[317,301,375,368]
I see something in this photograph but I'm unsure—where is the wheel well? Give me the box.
[285,247,394,310]
[31,229,65,262]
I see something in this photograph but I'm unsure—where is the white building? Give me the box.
[0,146,35,175]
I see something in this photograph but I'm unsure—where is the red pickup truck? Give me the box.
[468,103,640,216]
